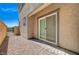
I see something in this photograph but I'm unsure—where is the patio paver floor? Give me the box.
[6,32,69,55]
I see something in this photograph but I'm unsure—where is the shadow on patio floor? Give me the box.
[29,38,79,55]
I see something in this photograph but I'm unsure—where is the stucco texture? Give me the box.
[28,4,79,53]
[0,21,7,46]
[19,4,43,39]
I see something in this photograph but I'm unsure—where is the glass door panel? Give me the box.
[46,15,56,43]
[40,19,46,39]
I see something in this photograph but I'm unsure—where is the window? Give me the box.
[23,17,26,26]
[22,3,25,8]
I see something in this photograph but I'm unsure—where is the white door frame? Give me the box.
[38,12,58,45]
[38,17,46,40]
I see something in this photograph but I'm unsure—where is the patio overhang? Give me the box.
[28,3,52,17]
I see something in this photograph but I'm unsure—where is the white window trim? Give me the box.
[38,12,58,45]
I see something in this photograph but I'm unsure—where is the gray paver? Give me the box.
[7,32,69,55]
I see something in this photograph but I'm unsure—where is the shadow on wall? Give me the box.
[0,36,9,55]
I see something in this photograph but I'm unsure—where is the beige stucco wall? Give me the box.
[19,3,43,39]
[28,4,79,53]
[0,21,7,46]
[27,16,34,38]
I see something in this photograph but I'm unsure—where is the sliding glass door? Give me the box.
[38,12,58,44]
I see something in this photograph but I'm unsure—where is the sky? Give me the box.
[0,3,18,28]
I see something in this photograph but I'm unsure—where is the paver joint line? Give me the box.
[6,32,69,55]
